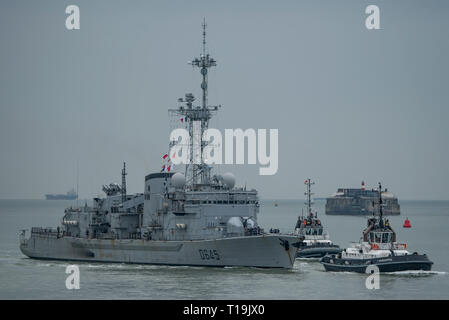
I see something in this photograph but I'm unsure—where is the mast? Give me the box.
[193,18,216,109]
[76,160,79,205]
[169,19,220,188]
[378,182,383,221]
[304,178,315,218]
[121,162,127,203]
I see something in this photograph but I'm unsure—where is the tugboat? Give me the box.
[320,183,433,273]
[295,179,341,258]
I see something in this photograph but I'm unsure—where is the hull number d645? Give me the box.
[198,249,220,260]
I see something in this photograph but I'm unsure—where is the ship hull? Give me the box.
[20,234,300,269]
[296,245,341,258]
[320,254,433,273]
[45,195,78,200]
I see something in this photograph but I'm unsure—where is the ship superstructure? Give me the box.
[19,21,301,268]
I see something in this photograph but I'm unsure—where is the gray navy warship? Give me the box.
[19,22,302,268]
[325,181,400,215]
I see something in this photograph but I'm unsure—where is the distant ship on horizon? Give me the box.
[45,189,78,200]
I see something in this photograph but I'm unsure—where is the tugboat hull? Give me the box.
[320,254,433,273]
[296,245,341,258]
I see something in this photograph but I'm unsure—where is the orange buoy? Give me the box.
[403,218,411,228]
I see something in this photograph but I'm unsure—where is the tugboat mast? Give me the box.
[304,178,315,218]
[378,182,383,224]
[121,162,127,203]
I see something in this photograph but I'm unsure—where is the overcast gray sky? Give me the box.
[1,0,448,200]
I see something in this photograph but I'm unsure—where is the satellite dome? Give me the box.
[171,172,186,189]
[222,172,235,189]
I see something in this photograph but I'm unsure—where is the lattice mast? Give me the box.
[121,162,127,203]
[304,178,315,218]
[378,182,383,221]
[169,19,220,187]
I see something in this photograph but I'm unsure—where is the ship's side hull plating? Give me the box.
[20,234,299,268]
[296,245,341,258]
[320,254,433,273]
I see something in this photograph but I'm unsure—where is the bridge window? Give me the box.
[382,232,393,243]
[375,233,381,243]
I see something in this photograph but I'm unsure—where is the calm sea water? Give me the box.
[0,199,448,299]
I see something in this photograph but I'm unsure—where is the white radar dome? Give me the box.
[227,217,243,228]
[222,172,235,189]
[171,172,186,189]
[226,217,244,235]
